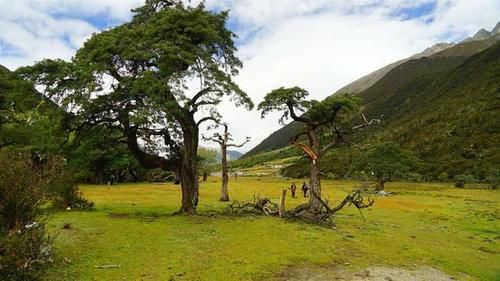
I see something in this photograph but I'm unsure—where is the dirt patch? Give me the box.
[108,213,130,219]
[278,265,460,281]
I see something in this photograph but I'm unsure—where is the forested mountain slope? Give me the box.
[244,36,498,158]
[368,42,500,178]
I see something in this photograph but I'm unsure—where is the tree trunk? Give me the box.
[309,159,322,212]
[307,124,322,212]
[279,189,287,217]
[178,124,199,214]
[220,145,229,201]
[376,179,385,191]
[202,172,208,181]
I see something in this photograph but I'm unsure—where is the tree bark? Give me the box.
[279,189,287,217]
[220,144,229,201]
[307,124,323,212]
[177,121,199,214]
[376,179,385,191]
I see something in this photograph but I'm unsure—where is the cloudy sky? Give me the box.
[1,0,499,153]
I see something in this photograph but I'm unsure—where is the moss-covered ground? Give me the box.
[45,177,500,280]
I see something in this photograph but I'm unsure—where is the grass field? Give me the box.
[45,177,500,280]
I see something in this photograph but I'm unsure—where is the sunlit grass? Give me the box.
[46,177,500,280]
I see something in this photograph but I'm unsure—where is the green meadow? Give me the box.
[45,178,500,280]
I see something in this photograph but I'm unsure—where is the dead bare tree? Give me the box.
[203,123,250,201]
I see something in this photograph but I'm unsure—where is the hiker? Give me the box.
[290,182,297,198]
[302,182,309,197]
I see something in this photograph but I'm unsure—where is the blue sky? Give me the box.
[1,0,499,150]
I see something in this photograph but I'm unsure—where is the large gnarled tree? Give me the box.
[18,1,253,214]
[258,87,379,213]
[203,123,250,201]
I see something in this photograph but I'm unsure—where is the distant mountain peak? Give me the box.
[413,42,455,58]
[472,29,491,40]
[491,21,500,36]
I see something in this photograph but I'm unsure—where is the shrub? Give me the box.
[407,172,423,182]
[437,172,449,182]
[453,174,476,188]
[0,222,53,280]
[0,151,53,280]
[280,159,309,178]
[486,169,499,189]
[48,171,94,210]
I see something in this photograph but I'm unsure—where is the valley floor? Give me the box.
[45,178,499,280]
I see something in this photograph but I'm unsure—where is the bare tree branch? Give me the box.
[287,103,309,123]
[352,113,381,130]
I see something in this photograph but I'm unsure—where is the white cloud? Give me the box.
[1,0,499,153]
[200,0,500,153]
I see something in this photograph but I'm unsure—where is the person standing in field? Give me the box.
[302,182,309,197]
[290,182,297,198]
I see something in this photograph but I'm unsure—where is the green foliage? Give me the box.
[231,146,300,169]
[453,174,476,188]
[0,66,67,152]
[257,86,310,124]
[65,125,143,184]
[307,94,360,126]
[198,147,218,174]
[48,173,94,210]
[280,158,309,178]
[17,3,253,182]
[353,143,418,182]
[0,151,54,280]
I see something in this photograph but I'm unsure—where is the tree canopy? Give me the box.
[17,1,253,213]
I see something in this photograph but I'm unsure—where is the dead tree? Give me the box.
[203,123,250,201]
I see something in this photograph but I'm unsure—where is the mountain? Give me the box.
[363,42,500,178]
[243,27,499,179]
[277,42,500,180]
[464,22,500,42]
[244,23,500,158]
[227,150,243,160]
[333,42,455,95]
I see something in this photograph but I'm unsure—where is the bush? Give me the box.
[486,169,499,189]
[0,151,54,280]
[48,171,94,210]
[0,222,53,280]
[280,159,309,178]
[0,151,92,279]
[453,174,476,188]
[437,172,449,182]
[407,172,423,182]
